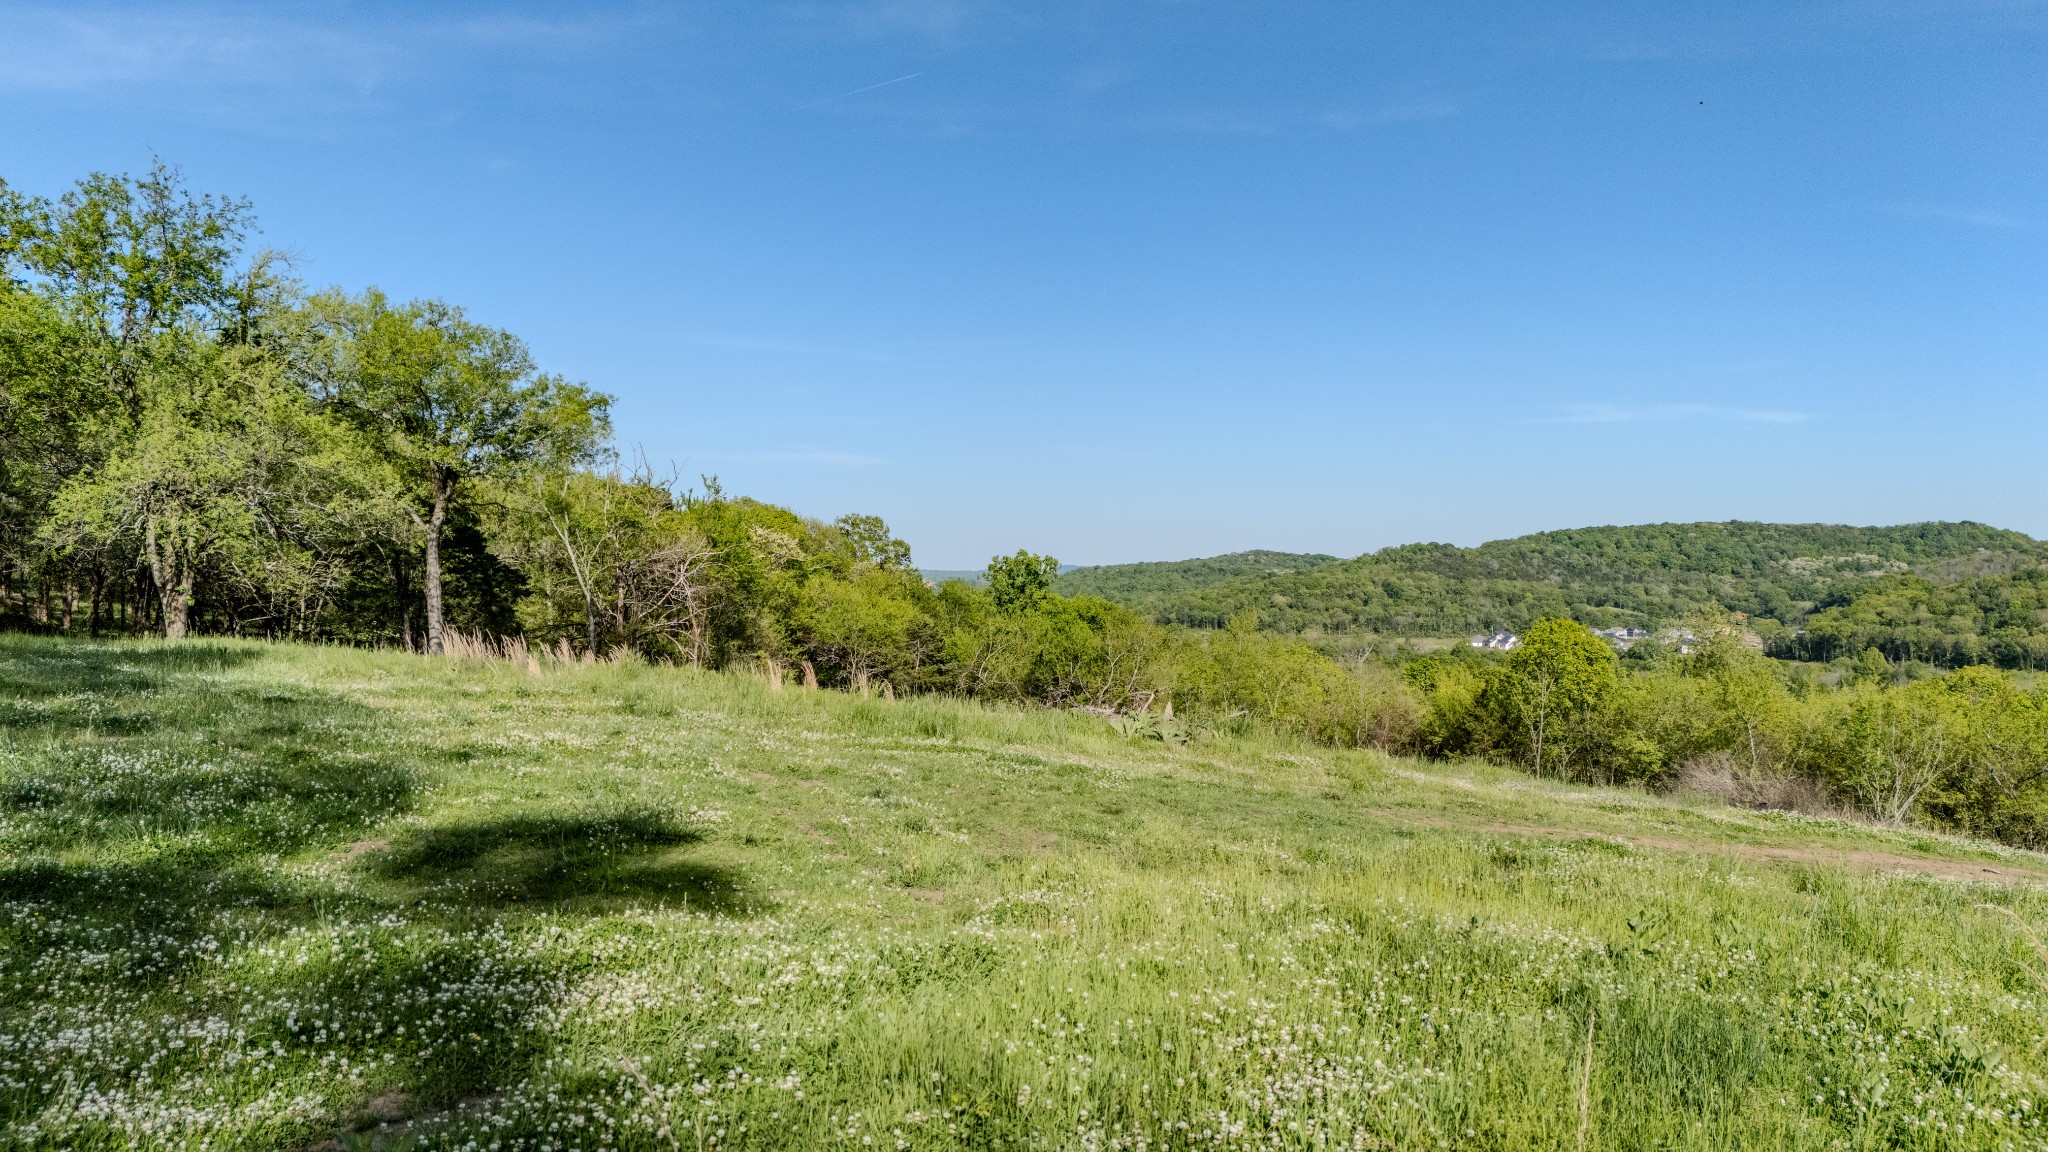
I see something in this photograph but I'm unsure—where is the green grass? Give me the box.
[0,635,2045,1151]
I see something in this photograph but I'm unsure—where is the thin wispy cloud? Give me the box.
[1315,102,1460,130]
[732,72,925,127]
[0,7,397,95]
[0,4,647,103]
[1879,202,2044,233]
[1536,403,1811,425]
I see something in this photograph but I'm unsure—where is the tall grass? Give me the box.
[0,634,2041,1149]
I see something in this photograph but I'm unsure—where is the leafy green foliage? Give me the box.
[1109,521,2042,640]
[305,288,610,653]
[1781,570,2048,668]
[1475,618,1619,778]
[833,512,912,571]
[1399,627,2048,847]
[40,342,403,638]
[809,569,941,692]
[17,160,255,356]
[305,289,609,484]
[1055,549,1338,611]
[985,549,1061,613]
[1106,709,1188,744]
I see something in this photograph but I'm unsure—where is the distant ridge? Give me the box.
[1059,521,2045,640]
[1056,550,1340,611]
[919,564,1081,588]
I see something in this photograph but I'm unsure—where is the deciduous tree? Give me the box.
[1481,617,1618,778]
[986,550,1059,613]
[306,290,608,653]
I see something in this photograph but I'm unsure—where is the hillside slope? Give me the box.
[0,636,2044,1149]
[1056,550,1339,610]
[1123,521,2044,638]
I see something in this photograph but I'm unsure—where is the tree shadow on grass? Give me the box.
[0,637,753,1139]
[0,634,416,866]
[369,808,752,914]
[0,633,417,1004]
[0,636,266,734]
[0,849,330,1018]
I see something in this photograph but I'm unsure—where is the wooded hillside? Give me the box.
[1055,549,1336,609]
[1081,521,2044,647]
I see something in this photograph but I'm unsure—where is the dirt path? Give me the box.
[1383,812,2048,886]
[1625,834,2046,885]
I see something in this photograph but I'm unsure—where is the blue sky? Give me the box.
[3,1,2044,567]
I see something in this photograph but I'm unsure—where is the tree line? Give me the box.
[0,164,1394,719]
[1770,570,2048,670]
[0,164,603,647]
[4,165,2045,851]
[1393,624,2048,848]
[1098,521,2047,655]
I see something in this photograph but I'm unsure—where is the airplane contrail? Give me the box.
[735,73,925,126]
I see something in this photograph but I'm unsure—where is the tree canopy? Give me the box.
[1065,521,2046,662]
[305,289,609,652]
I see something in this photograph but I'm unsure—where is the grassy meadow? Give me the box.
[0,635,2045,1151]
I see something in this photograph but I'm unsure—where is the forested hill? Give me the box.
[1054,550,1337,609]
[1088,521,2045,639]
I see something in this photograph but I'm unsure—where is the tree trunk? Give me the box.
[423,470,452,655]
[145,520,193,640]
[390,553,413,650]
[61,580,78,632]
[165,568,194,640]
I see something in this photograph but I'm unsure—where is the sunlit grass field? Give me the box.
[1,635,2045,1150]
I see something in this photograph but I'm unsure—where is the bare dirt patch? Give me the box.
[359,1092,411,1124]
